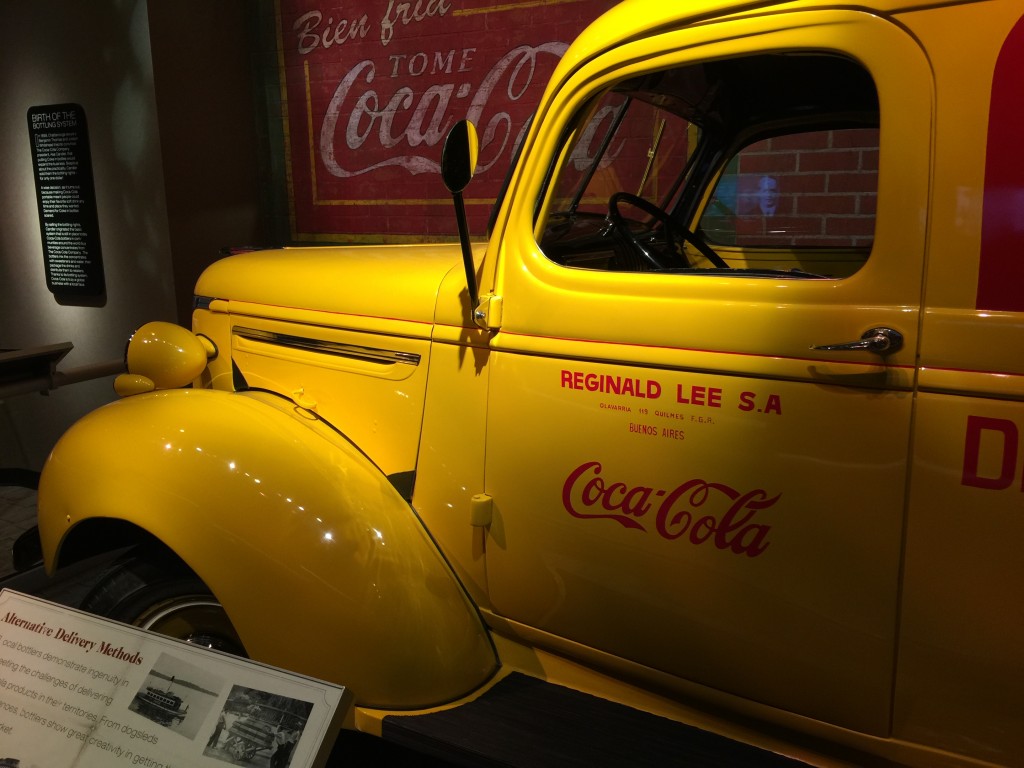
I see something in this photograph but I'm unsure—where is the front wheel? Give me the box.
[80,545,246,656]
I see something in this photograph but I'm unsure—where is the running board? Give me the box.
[382,673,809,767]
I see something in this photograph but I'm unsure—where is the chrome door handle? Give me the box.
[812,327,903,355]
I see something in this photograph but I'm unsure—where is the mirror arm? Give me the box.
[452,189,479,312]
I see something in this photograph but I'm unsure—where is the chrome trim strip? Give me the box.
[233,326,421,366]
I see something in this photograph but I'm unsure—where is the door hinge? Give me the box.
[470,493,493,527]
[473,295,503,330]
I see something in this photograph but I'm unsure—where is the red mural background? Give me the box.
[277,0,617,242]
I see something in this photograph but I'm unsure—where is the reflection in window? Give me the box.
[701,130,879,249]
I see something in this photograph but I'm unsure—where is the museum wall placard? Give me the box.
[28,104,106,297]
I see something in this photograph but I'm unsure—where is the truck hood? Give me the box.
[195,243,465,329]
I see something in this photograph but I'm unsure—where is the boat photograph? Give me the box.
[133,676,189,726]
[129,652,223,740]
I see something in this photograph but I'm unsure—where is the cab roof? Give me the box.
[555,0,957,84]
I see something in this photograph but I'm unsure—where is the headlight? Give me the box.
[113,321,217,397]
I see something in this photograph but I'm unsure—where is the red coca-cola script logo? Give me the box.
[561,461,777,557]
[280,0,617,239]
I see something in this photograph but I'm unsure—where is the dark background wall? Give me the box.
[146,0,268,325]
[0,0,265,471]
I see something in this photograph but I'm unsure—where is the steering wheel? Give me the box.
[608,192,729,270]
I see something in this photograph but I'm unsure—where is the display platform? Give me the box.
[383,673,810,768]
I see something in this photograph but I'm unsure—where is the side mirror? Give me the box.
[442,120,481,314]
[442,120,479,194]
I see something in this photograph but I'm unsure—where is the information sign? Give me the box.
[0,590,350,768]
[27,104,105,296]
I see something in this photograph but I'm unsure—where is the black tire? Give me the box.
[80,545,246,656]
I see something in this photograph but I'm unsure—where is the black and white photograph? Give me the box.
[205,686,312,768]
[129,652,224,741]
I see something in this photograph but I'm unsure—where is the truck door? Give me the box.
[481,10,931,735]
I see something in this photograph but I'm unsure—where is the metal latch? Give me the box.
[291,387,317,410]
[812,327,903,355]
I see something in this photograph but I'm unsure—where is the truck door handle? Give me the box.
[812,327,903,355]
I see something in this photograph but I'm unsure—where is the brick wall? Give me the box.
[733,128,879,248]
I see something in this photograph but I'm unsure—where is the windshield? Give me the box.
[551,95,695,219]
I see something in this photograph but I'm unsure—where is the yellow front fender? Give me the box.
[38,388,496,709]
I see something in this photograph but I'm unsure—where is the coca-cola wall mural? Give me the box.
[276,0,618,242]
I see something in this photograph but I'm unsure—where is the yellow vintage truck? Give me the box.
[34,0,1024,765]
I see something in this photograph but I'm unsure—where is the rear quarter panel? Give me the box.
[898,2,1024,764]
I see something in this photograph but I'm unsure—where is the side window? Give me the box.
[537,53,879,278]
